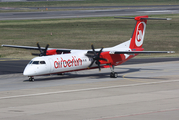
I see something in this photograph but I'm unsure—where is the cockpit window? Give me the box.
[28,61,33,64]
[40,61,46,64]
[32,61,39,64]
[28,61,46,65]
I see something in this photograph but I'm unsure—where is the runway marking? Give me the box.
[0,79,179,100]
[91,107,179,120]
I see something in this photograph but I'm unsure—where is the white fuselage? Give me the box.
[23,51,93,76]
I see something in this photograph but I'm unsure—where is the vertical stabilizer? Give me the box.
[129,15,148,49]
[113,16,171,50]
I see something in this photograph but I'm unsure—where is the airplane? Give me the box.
[1,15,174,82]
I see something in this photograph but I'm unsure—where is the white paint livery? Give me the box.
[135,22,146,47]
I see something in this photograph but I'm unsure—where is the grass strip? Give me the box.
[0,14,178,59]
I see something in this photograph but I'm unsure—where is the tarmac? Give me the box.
[0,61,179,120]
[0,5,179,20]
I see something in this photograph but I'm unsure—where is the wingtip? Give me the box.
[167,18,172,20]
[168,51,175,53]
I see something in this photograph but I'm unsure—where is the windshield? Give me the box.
[28,61,46,65]
[32,61,39,64]
[28,61,33,64]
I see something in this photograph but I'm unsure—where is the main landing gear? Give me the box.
[110,65,118,78]
[29,76,34,82]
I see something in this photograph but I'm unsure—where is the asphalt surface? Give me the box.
[0,57,179,75]
[0,5,179,20]
[0,61,179,120]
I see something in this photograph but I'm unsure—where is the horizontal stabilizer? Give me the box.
[109,51,175,54]
[87,50,175,55]
[114,17,172,20]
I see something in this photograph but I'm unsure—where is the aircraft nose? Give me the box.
[23,65,34,76]
[23,68,29,76]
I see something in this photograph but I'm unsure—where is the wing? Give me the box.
[2,44,42,50]
[1,44,71,54]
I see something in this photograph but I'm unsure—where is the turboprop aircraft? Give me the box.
[1,15,174,81]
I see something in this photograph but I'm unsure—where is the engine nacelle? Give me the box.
[46,49,57,55]
[99,51,125,65]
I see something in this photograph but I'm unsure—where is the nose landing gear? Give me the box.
[29,76,34,82]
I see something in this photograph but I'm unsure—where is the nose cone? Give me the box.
[23,68,29,76]
[23,65,34,76]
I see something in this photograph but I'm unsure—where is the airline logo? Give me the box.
[135,22,146,47]
[54,56,82,69]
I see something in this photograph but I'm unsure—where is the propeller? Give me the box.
[32,43,49,56]
[87,44,107,71]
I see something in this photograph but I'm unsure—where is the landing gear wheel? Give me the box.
[110,72,118,78]
[29,76,34,82]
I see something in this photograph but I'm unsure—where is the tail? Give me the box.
[115,15,171,49]
[129,15,148,49]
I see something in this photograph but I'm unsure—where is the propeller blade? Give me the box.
[43,44,49,56]
[91,44,97,55]
[37,42,43,54]
[98,47,103,57]
[96,60,101,71]
[88,60,95,68]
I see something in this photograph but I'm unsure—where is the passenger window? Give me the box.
[32,61,39,64]
[40,61,46,64]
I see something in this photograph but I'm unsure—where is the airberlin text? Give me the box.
[54,56,82,69]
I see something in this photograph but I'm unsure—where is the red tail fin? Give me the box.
[115,15,171,49]
[129,15,148,49]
